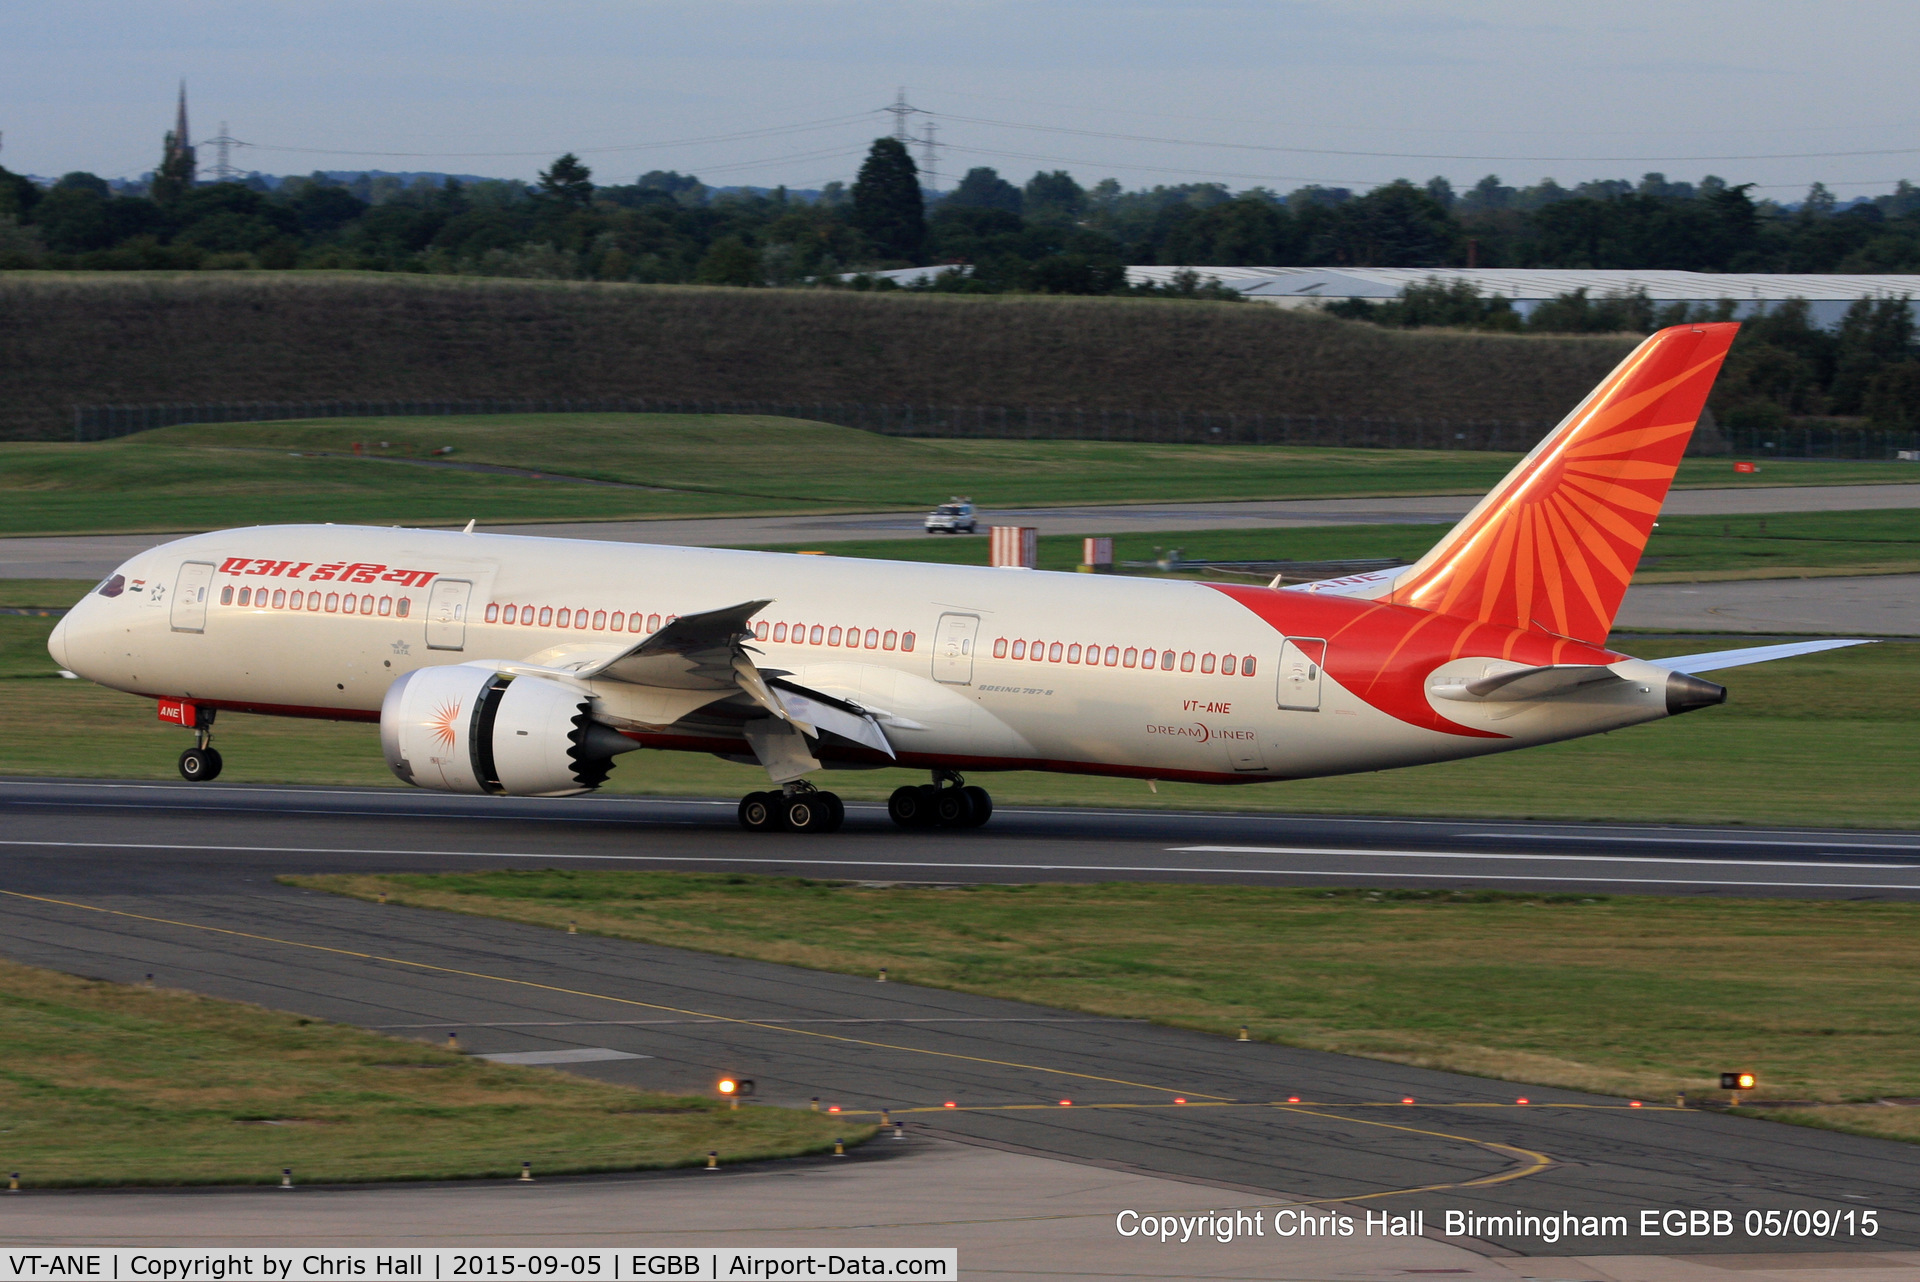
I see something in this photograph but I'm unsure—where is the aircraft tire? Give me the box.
[178,747,223,783]
[933,787,975,828]
[782,794,832,833]
[821,792,846,832]
[887,785,935,829]
[738,791,780,831]
[959,786,993,827]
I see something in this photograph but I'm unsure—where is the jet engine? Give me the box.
[380,663,639,797]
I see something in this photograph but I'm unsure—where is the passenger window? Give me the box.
[1011,640,1025,659]
[593,611,607,630]
[502,604,516,623]
[994,638,1009,658]
[1180,651,1195,672]
[575,607,589,629]
[556,608,570,628]
[883,630,897,650]
[773,623,788,641]
[1161,650,1175,670]
[361,595,374,614]
[1048,642,1063,662]
[523,605,536,625]
[1201,653,1216,673]
[754,621,768,640]
[394,596,409,617]
[1067,643,1081,663]
[1104,645,1118,665]
[485,604,499,623]
[629,613,643,631]
[220,586,234,605]
[344,594,359,615]
[828,626,843,645]
[272,590,287,609]
[1241,655,1257,676]
[901,631,916,651]
[648,614,662,632]
[611,612,624,632]
[539,606,554,626]
[1122,647,1137,668]
[377,596,392,616]
[1222,654,1237,675]
[810,625,824,644]
[325,593,340,612]
[238,587,252,606]
[289,592,303,612]
[865,628,879,647]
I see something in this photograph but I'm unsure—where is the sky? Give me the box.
[4,1,1918,201]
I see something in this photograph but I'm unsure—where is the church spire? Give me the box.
[154,80,197,203]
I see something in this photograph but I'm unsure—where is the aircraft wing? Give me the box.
[509,598,894,761]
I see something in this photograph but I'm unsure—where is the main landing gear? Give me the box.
[177,713,223,783]
[887,771,992,830]
[738,781,846,834]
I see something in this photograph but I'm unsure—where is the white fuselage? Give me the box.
[51,525,1679,786]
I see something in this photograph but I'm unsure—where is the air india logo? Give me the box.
[429,700,462,749]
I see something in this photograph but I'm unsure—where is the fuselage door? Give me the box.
[932,612,980,685]
[1278,637,1326,711]
[169,562,215,633]
[425,579,473,651]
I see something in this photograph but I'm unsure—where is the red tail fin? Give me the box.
[1386,322,1739,645]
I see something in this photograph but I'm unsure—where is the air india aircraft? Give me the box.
[49,322,1866,832]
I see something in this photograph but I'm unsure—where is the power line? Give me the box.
[228,114,873,160]
[937,111,1920,166]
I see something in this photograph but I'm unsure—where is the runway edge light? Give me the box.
[1721,1072,1757,1092]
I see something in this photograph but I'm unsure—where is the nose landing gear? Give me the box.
[888,771,992,830]
[177,711,223,782]
[737,781,845,833]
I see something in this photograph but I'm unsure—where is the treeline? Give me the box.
[5,139,1920,288]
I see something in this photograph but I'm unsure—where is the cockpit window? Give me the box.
[97,574,125,598]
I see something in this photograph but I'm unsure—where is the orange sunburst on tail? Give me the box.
[1386,321,1739,645]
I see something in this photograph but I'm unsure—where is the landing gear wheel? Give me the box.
[782,792,836,833]
[821,792,846,832]
[178,747,223,783]
[933,787,976,828]
[959,786,993,828]
[888,785,936,829]
[738,791,780,832]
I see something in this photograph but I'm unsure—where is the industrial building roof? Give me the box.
[1124,266,1920,304]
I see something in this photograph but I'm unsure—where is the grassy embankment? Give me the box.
[289,870,1920,1146]
[4,415,1903,536]
[4,579,1915,826]
[0,273,1636,440]
[0,955,857,1187]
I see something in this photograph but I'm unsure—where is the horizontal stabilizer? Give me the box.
[1430,664,1621,702]
[1650,638,1877,675]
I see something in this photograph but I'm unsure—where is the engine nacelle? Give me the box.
[380,664,638,797]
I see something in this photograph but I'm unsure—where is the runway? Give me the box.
[5,482,1916,579]
[3,776,1917,1259]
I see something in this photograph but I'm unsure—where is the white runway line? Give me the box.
[3,839,1920,891]
[1171,844,1920,869]
[1459,831,1920,851]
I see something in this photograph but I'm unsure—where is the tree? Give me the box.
[946,167,1022,214]
[537,154,594,208]
[851,138,924,260]
[695,236,763,287]
[1323,180,1457,267]
[151,131,196,207]
[1024,170,1086,221]
[0,165,41,220]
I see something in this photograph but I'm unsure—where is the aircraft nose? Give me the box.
[47,612,73,671]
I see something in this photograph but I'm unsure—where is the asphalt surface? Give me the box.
[7,482,1918,578]
[3,779,1917,1257]
[1616,574,1920,636]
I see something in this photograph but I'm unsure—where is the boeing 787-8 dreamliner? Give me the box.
[48,322,1867,832]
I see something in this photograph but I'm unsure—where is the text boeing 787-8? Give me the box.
[48,322,1868,832]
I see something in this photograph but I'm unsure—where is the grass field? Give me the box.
[287,870,1920,1146]
[751,508,1920,584]
[0,955,857,1187]
[0,415,1909,535]
[4,581,1915,825]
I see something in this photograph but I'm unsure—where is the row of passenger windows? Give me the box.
[753,621,916,652]
[485,603,671,632]
[992,637,1258,676]
[223,585,411,617]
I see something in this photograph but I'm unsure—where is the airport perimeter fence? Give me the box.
[69,398,1920,459]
